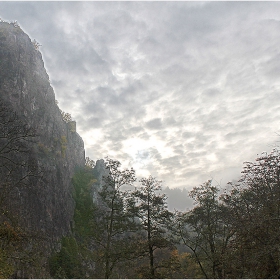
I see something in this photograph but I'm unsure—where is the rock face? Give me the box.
[92,159,109,204]
[0,21,85,256]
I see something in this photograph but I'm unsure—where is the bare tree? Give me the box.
[91,157,138,278]
[133,176,174,278]
[0,101,39,219]
[0,101,45,277]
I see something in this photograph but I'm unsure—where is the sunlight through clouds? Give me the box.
[2,1,280,193]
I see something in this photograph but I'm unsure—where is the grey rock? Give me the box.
[0,22,85,277]
[92,159,109,205]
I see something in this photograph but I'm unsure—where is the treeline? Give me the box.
[50,150,280,279]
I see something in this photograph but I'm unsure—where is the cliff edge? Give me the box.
[0,21,85,276]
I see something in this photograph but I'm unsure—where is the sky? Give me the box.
[1,1,280,209]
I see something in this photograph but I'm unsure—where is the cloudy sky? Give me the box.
[1,2,280,201]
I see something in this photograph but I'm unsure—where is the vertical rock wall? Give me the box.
[0,22,85,246]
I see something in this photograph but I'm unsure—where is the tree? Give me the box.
[49,166,97,279]
[32,39,41,51]
[60,110,72,123]
[222,149,280,278]
[85,156,95,169]
[0,100,40,220]
[49,237,86,279]
[174,180,234,279]
[0,101,37,177]
[0,101,45,278]
[72,167,96,239]
[133,176,174,278]
[91,157,138,278]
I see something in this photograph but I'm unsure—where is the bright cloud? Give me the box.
[1,2,280,202]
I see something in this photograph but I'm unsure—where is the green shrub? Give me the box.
[72,168,96,238]
[49,237,85,279]
[49,167,96,278]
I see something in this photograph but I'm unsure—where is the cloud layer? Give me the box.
[2,2,280,192]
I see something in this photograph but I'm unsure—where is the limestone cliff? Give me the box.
[0,21,85,274]
[92,159,109,205]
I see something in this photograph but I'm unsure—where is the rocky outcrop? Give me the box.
[92,159,109,205]
[0,21,85,272]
